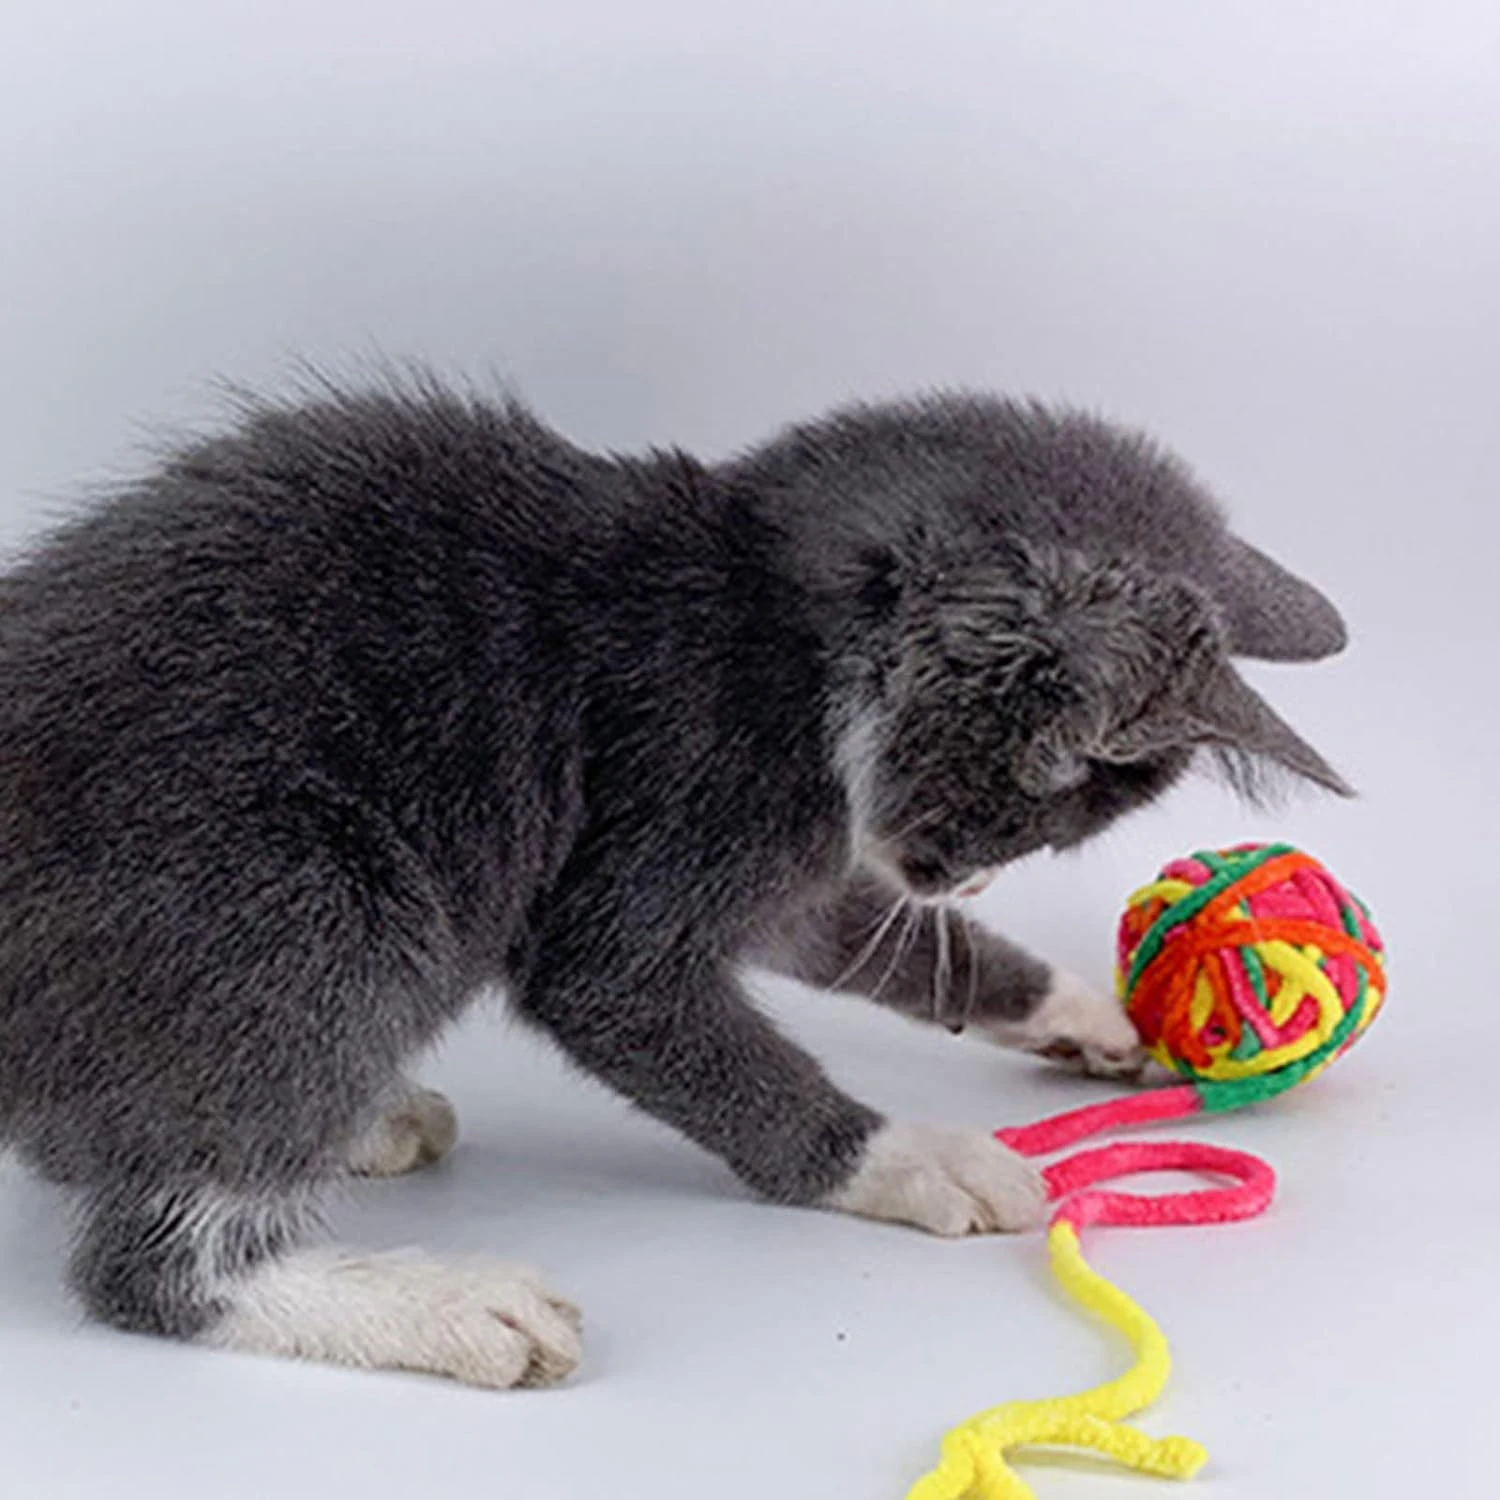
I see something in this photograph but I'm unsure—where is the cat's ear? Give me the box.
[995,546,1350,798]
[1092,649,1353,797]
[1205,538,1348,663]
[1030,558,1354,796]
[1179,660,1352,795]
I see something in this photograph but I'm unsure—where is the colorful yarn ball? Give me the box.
[1116,843,1385,1112]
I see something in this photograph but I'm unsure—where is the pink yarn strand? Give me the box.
[995,1085,1199,1158]
[1044,1141,1276,1230]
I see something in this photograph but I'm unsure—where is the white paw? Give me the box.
[1000,969,1147,1080]
[829,1122,1049,1236]
[347,1085,459,1177]
[208,1248,582,1390]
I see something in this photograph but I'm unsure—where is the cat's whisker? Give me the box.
[868,904,919,1008]
[827,895,908,993]
[889,806,945,845]
[932,905,953,1026]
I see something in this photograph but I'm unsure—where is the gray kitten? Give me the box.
[0,381,1349,1387]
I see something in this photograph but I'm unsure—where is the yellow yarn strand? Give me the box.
[905,1223,1207,1500]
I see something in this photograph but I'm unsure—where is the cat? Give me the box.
[0,378,1350,1388]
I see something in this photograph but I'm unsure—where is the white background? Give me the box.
[2,3,1496,1496]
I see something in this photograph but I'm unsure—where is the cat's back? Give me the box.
[0,386,613,852]
[4,384,607,637]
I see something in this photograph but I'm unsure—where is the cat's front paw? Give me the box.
[829,1122,1048,1236]
[1010,969,1147,1080]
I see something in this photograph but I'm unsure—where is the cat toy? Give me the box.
[908,843,1386,1500]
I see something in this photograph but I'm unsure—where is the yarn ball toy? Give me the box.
[1118,842,1385,1110]
[906,843,1385,1500]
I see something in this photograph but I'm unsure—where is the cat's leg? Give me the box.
[515,906,1046,1237]
[749,872,1145,1079]
[69,1178,581,1389]
[33,798,579,1386]
[346,1077,459,1178]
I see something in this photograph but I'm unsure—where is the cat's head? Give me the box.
[735,394,1351,901]
[844,540,1348,900]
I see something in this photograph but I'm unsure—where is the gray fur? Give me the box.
[0,380,1349,1348]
